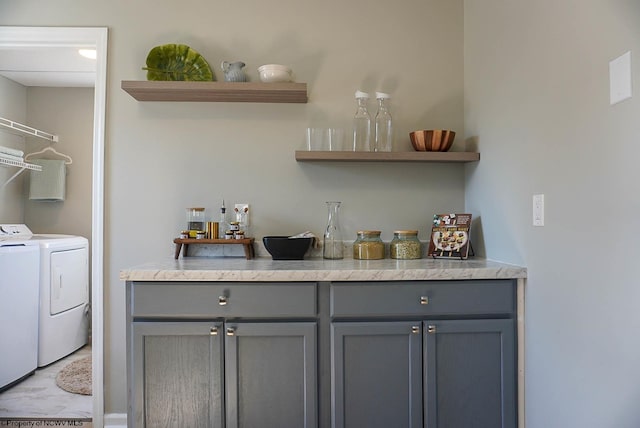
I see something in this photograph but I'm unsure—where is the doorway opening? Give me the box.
[0,26,107,426]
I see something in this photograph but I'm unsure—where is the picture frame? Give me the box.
[427,213,473,259]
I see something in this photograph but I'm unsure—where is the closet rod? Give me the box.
[0,117,59,143]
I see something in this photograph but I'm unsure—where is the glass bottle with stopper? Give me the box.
[374,92,393,152]
[218,200,228,239]
[352,90,372,151]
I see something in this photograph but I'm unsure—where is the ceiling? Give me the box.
[0,46,96,87]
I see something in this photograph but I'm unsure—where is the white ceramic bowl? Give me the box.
[258,64,292,83]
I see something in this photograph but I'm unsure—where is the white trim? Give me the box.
[104,413,127,428]
[92,27,108,428]
[0,26,108,427]
[0,26,101,48]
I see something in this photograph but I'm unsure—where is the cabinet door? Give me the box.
[423,319,516,428]
[131,322,225,428]
[332,322,423,428]
[224,322,317,428]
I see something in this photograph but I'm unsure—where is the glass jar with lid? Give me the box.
[353,230,385,260]
[187,207,206,238]
[390,230,422,259]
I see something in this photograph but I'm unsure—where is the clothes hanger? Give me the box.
[25,146,73,165]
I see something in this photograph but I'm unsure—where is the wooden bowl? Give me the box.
[409,130,456,152]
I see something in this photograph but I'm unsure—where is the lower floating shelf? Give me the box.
[294,151,480,163]
[173,238,255,260]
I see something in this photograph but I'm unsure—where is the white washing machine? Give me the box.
[30,233,89,367]
[0,224,39,390]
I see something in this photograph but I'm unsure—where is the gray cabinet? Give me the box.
[126,282,318,428]
[423,319,515,428]
[131,322,224,428]
[330,280,517,428]
[225,322,317,428]
[331,322,423,428]
[126,279,517,428]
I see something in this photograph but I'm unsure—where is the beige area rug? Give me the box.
[55,355,92,395]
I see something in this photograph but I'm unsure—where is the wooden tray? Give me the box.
[173,238,255,260]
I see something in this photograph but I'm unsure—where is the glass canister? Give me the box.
[187,207,206,237]
[353,230,385,260]
[390,230,422,259]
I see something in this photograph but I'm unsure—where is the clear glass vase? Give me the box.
[323,201,344,259]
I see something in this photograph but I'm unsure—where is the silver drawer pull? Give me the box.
[226,327,236,336]
[218,296,228,306]
[420,296,429,305]
[427,325,437,334]
[411,326,420,334]
[210,327,218,336]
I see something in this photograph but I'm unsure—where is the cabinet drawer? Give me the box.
[131,282,316,318]
[331,280,514,318]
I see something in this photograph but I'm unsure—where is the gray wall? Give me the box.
[5,2,640,426]
[1,0,466,415]
[464,0,640,427]
[0,75,27,221]
[23,87,93,241]
[0,84,93,243]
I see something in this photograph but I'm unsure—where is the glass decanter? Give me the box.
[323,201,344,259]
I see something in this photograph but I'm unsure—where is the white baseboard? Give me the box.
[104,413,127,428]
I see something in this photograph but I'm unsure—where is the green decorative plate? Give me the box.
[143,44,215,81]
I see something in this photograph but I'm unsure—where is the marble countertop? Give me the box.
[120,257,526,282]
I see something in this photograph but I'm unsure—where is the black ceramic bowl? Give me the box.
[262,236,313,260]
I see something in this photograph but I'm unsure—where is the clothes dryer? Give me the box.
[30,234,89,367]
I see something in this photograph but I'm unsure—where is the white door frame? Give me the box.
[0,26,107,427]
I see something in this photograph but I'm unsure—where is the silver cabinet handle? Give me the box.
[427,325,437,334]
[411,326,420,334]
[420,296,429,305]
[210,327,218,336]
[226,327,236,336]
[218,296,228,306]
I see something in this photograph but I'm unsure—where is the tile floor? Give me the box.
[0,346,92,418]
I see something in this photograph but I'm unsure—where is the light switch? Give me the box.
[533,194,544,227]
[610,51,632,105]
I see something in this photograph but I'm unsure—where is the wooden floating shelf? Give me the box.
[122,80,308,103]
[173,238,255,260]
[294,151,480,163]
